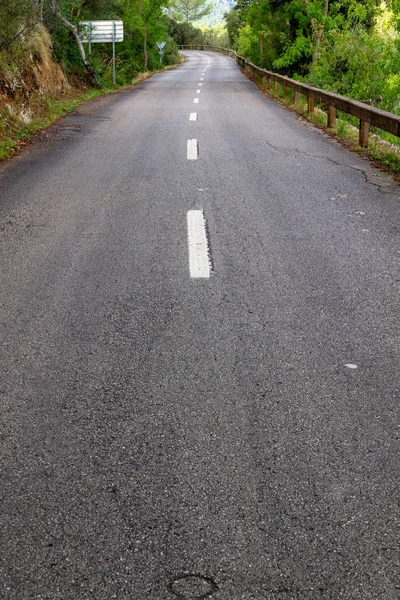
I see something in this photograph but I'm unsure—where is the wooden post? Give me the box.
[308,96,315,114]
[328,106,336,128]
[283,85,288,98]
[274,80,278,93]
[359,120,370,147]
[294,90,299,103]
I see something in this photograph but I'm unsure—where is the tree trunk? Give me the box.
[38,0,45,22]
[312,0,329,64]
[49,0,99,86]
[143,23,148,71]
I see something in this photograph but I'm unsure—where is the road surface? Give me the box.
[0,51,399,599]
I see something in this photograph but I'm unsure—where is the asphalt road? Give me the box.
[0,51,399,599]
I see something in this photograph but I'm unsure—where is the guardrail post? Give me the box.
[294,90,299,103]
[359,120,369,147]
[328,106,336,128]
[274,80,278,92]
[308,97,315,114]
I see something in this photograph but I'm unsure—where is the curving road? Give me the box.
[0,51,399,599]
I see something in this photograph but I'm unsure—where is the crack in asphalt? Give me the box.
[295,148,400,195]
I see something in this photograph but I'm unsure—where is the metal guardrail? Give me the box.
[179,45,400,148]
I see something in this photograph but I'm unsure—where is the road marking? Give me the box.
[187,210,211,279]
[189,113,198,121]
[196,89,201,93]
[200,78,204,81]
[193,98,199,104]
[199,83,202,86]
[345,363,358,369]
[187,139,198,160]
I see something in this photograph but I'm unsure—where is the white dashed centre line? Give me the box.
[193,98,199,104]
[187,210,211,279]
[187,139,198,160]
[189,113,198,121]
[196,89,201,93]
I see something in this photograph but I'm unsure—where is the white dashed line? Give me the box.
[193,98,199,104]
[189,113,198,121]
[187,139,198,160]
[187,210,211,279]
[200,78,204,81]
[196,89,201,93]
[345,363,358,369]
[199,83,202,86]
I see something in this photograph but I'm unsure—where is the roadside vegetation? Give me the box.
[223,0,400,172]
[224,0,400,115]
[0,0,216,160]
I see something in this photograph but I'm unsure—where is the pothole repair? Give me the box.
[169,573,218,599]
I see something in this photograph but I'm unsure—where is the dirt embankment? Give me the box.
[0,24,70,127]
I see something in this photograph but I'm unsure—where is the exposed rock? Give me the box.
[0,24,70,126]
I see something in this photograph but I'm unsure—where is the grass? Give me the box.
[0,87,112,160]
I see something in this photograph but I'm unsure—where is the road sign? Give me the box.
[80,21,124,85]
[157,41,166,64]
[80,21,124,43]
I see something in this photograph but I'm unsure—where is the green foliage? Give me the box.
[229,0,383,73]
[306,14,400,113]
[200,23,228,45]
[226,0,400,116]
[0,0,39,49]
[273,32,311,71]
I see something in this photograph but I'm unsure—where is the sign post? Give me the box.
[156,41,166,65]
[112,22,116,84]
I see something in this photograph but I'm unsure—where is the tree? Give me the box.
[224,6,245,49]
[120,0,167,70]
[171,0,212,22]
[167,16,205,44]
[231,0,381,74]
[46,0,100,84]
